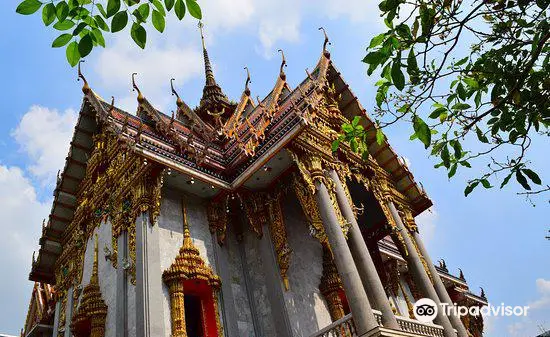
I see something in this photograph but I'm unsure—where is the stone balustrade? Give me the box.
[309,312,446,337]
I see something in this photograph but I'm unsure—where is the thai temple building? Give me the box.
[23,26,488,337]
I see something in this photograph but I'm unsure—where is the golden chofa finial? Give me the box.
[132,72,144,103]
[170,78,184,107]
[244,67,251,96]
[278,49,287,80]
[305,68,313,81]
[78,60,91,94]
[318,27,331,58]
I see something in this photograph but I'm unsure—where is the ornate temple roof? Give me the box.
[29,30,432,284]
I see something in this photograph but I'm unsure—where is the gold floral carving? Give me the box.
[267,193,293,291]
[71,235,108,337]
[243,193,270,238]
[54,128,164,295]
[292,174,327,243]
[207,199,229,245]
[319,243,345,321]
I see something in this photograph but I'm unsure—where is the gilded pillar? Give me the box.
[166,281,186,337]
[387,201,456,337]
[409,218,469,337]
[319,243,345,321]
[328,169,400,330]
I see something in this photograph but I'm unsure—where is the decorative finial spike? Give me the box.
[91,233,99,284]
[198,21,206,49]
[277,49,287,80]
[109,96,115,112]
[305,68,313,81]
[78,60,90,94]
[480,287,486,298]
[318,27,331,57]
[170,78,184,107]
[132,73,144,102]
[182,200,191,239]
[244,66,251,95]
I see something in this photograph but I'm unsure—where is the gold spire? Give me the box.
[78,60,91,94]
[278,49,287,80]
[182,201,191,242]
[197,22,231,118]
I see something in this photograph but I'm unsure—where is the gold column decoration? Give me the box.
[267,193,293,291]
[397,203,419,233]
[207,199,229,245]
[288,150,349,236]
[292,174,327,243]
[319,243,345,321]
[163,201,222,337]
[243,193,270,238]
[71,235,108,337]
[398,278,415,319]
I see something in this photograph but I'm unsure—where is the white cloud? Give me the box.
[94,36,203,113]
[12,106,77,186]
[530,278,550,309]
[416,207,438,247]
[0,166,50,334]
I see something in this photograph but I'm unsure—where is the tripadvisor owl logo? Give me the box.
[413,298,438,323]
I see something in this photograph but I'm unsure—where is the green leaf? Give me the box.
[52,33,72,47]
[152,0,166,15]
[500,173,513,188]
[522,169,542,185]
[66,40,80,67]
[369,33,386,48]
[451,102,471,110]
[441,144,450,168]
[428,107,446,119]
[376,128,385,145]
[131,23,147,49]
[350,138,358,153]
[42,3,56,26]
[134,3,150,22]
[72,22,87,36]
[459,161,471,168]
[91,28,105,47]
[53,19,75,30]
[464,181,479,196]
[452,140,463,159]
[174,0,186,20]
[407,49,419,83]
[391,57,405,90]
[165,0,175,11]
[342,124,353,133]
[454,56,468,67]
[111,11,128,33]
[16,0,42,15]
[413,115,431,149]
[106,0,120,18]
[475,127,489,143]
[56,2,69,21]
[331,140,340,152]
[463,77,479,89]
[480,179,492,188]
[352,116,361,127]
[152,10,166,33]
[96,3,107,17]
[515,170,531,190]
[186,0,201,19]
[78,33,93,57]
[448,163,457,178]
[94,15,109,31]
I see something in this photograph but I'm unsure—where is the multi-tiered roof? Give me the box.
[29,27,431,284]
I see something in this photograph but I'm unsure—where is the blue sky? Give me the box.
[0,1,548,336]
